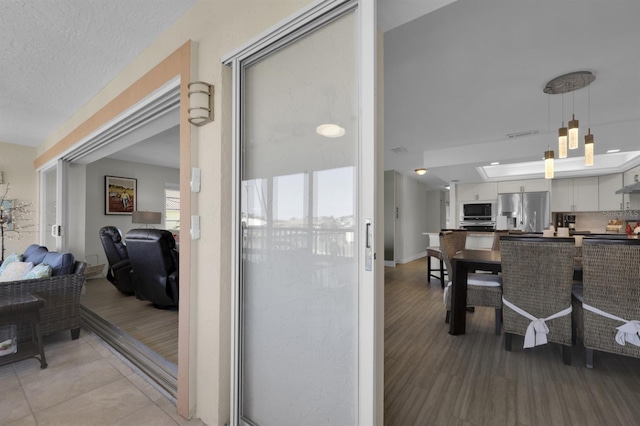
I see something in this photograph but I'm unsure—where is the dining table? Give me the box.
[449,249,501,335]
[449,248,583,335]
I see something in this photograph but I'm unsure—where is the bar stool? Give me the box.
[0,293,47,369]
[426,247,447,288]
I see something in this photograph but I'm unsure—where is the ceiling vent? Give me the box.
[390,147,408,154]
[506,130,539,139]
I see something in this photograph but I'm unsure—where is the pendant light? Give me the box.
[558,93,568,158]
[584,84,595,166]
[568,114,579,149]
[584,130,594,166]
[543,71,596,164]
[544,150,555,179]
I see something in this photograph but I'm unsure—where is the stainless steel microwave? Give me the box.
[462,202,493,219]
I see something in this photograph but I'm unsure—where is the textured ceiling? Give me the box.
[0,0,195,147]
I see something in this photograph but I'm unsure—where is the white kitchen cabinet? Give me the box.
[457,182,497,201]
[497,179,550,194]
[623,165,640,210]
[551,179,573,212]
[551,177,599,212]
[598,174,624,211]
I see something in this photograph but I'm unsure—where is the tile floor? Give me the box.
[0,329,205,426]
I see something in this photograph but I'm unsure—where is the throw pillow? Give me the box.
[0,253,24,276]
[23,263,53,280]
[0,261,34,282]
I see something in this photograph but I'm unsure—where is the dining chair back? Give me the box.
[500,236,576,364]
[441,230,503,335]
[578,238,640,368]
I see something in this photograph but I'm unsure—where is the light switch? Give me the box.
[190,167,201,193]
[190,215,200,240]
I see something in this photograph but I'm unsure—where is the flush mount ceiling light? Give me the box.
[316,123,345,138]
[544,71,596,165]
[415,168,428,175]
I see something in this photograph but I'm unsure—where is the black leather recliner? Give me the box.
[99,226,134,295]
[125,228,179,309]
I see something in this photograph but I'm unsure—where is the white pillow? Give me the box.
[0,261,34,282]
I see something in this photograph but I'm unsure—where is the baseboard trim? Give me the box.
[396,251,427,265]
[80,305,177,399]
[384,260,396,267]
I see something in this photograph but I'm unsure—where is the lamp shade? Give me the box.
[132,211,162,225]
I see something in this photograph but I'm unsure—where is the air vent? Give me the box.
[390,147,408,154]
[506,130,539,139]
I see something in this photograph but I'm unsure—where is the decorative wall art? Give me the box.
[105,176,137,215]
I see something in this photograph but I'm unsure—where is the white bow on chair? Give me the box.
[615,320,640,347]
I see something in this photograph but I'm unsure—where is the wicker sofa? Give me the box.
[0,244,86,341]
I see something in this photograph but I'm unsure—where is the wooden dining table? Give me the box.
[449,249,583,335]
[449,249,501,335]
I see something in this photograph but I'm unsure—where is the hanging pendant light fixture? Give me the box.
[544,150,555,179]
[584,84,595,166]
[544,71,596,164]
[568,113,579,150]
[558,93,568,158]
[585,130,594,166]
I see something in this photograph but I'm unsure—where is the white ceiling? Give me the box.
[3,0,638,185]
[384,0,640,189]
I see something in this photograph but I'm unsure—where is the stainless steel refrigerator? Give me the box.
[496,191,550,232]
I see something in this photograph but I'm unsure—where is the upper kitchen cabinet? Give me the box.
[551,177,599,212]
[457,182,498,201]
[623,165,640,210]
[598,174,624,211]
[497,179,550,194]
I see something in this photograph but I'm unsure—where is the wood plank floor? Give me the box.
[384,258,640,426]
[80,277,178,364]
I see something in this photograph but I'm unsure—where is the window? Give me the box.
[165,187,180,231]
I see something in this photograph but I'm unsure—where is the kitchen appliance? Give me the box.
[460,202,495,231]
[496,191,550,232]
[563,214,576,230]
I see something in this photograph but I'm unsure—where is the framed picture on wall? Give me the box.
[105,176,137,215]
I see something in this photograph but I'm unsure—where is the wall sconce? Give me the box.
[188,81,214,126]
[132,211,162,228]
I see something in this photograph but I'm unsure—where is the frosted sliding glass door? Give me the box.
[238,9,362,426]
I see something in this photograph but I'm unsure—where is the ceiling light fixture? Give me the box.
[544,71,596,164]
[316,123,345,138]
[415,168,427,175]
[490,162,500,166]
[544,150,555,179]
[584,83,594,166]
[607,149,621,154]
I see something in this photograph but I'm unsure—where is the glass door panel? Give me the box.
[240,10,358,426]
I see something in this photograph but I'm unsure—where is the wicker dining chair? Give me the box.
[441,230,503,335]
[573,238,640,369]
[500,236,576,364]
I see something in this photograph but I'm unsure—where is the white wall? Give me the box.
[0,141,39,258]
[397,173,429,263]
[383,170,395,261]
[425,189,444,232]
[84,157,179,270]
